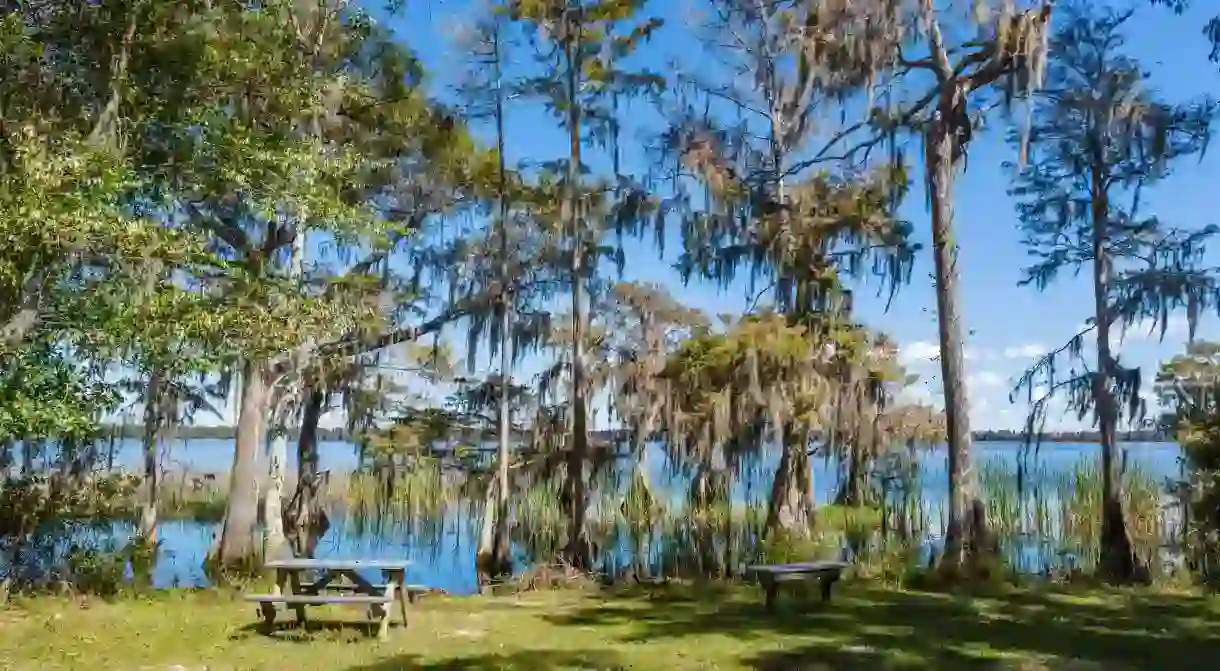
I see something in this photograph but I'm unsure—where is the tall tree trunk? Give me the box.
[476,300,513,582]
[20,440,33,475]
[476,22,514,584]
[561,24,591,570]
[928,83,989,572]
[139,366,163,542]
[475,475,501,591]
[263,428,288,557]
[1090,165,1138,582]
[836,391,867,506]
[765,424,813,539]
[106,427,117,472]
[216,361,267,567]
[288,386,327,557]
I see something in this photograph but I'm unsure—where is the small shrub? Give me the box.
[64,543,128,597]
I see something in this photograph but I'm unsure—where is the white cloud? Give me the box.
[899,340,939,364]
[897,383,936,406]
[968,371,1005,388]
[1002,343,1046,359]
[1123,315,1190,341]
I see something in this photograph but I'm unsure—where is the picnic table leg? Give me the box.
[288,570,308,625]
[386,569,409,629]
[259,569,286,627]
[377,581,397,641]
[764,579,778,612]
[820,575,836,602]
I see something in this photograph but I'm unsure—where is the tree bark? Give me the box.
[835,391,868,506]
[927,82,988,572]
[1090,163,1138,583]
[216,361,267,567]
[20,440,34,475]
[138,366,163,542]
[263,429,288,557]
[475,475,507,591]
[476,307,513,582]
[765,425,813,539]
[288,386,327,557]
[560,19,591,570]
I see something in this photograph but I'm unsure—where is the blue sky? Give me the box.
[167,0,1220,433]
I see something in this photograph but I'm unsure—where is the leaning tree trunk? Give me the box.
[927,83,990,573]
[765,424,814,539]
[287,386,328,557]
[1090,166,1138,583]
[138,366,163,542]
[216,361,268,567]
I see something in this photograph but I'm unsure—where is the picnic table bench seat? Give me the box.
[320,581,434,602]
[744,561,850,610]
[243,594,393,605]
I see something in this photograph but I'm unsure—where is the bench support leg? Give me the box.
[259,602,277,627]
[820,576,837,602]
[288,570,308,625]
[387,570,409,629]
[259,572,282,628]
[377,581,397,641]
[764,581,778,612]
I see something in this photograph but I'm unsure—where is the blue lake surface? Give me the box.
[93,438,1184,593]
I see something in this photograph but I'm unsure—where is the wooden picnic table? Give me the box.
[243,558,423,640]
[744,561,850,611]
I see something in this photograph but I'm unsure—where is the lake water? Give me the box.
[89,438,1184,593]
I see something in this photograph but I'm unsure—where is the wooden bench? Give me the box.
[242,558,415,640]
[744,561,850,611]
[322,582,434,604]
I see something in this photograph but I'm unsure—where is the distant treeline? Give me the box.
[101,424,351,441]
[101,424,1169,444]
[973,429,1168,443]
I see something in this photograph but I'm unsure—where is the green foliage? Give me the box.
[1159,341,1220,588]
[0,474,139,538]
[65,540,152,597]
[0,345,119,443]
[1180,418,1220,587]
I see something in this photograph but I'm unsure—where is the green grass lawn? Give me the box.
[1,582,1218,670]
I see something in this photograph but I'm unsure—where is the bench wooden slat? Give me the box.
[746,561,849,575]
[322,583,432,593]
[243,594,392,605]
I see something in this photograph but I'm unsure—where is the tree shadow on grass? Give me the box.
[345,649,631,670]
[546,585,1220,669]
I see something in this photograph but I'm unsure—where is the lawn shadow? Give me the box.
[230,618,398,643]
[345,648,631,670]
[546,584,1220,669]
